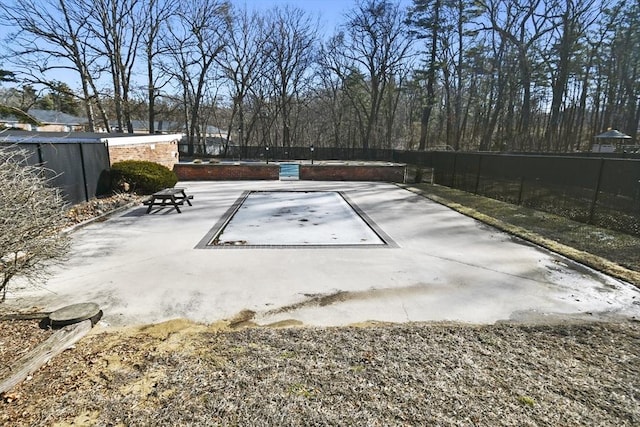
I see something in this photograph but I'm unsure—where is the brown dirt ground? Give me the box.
[1,186,639,426]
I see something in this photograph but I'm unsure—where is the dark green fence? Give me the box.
[10,138,631,233]
[424,152,640,236]
[1,141,111,205]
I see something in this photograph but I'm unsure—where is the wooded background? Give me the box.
[1,0,638,156]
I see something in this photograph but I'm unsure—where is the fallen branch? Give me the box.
[0,319,92,394]
[0,312,51,321]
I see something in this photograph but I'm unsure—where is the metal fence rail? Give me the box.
[221,146,400,162]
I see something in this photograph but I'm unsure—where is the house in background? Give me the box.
[118,120,228,155]
[29,109,87,132]
[177,125,229,156]
[0,111,183,168]
[1,108,229,159]
[119,120,184,135]
[0,108,88,132]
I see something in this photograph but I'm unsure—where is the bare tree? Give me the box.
[479,0,557,150]
[543,0,597,151]
[0,146,70,301]
[316,35,355,148]
[264,6,318,149]
[163,0,230,156]
[338,0,413,151]
[217,6,269,156]
[0,0,108,131]
[83,0,144,133]
[408,0,442,150]
[144,0,179,134]
[597,1,640,139]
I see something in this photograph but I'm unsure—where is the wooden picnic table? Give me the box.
[145,187,193,213]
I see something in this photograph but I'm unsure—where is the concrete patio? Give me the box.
[7,181,640,327]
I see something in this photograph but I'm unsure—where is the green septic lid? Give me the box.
[49,302,101,327]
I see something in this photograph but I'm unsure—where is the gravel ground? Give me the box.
[64,193,141,228]
[1,187,639,425]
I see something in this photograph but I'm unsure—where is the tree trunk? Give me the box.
[418,0,441,151]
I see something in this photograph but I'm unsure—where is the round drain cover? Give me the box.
[49,302,101,327]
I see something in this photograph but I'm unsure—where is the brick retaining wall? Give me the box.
[174,163,406,182]
[175,163,280,180]
[300,164,405,182]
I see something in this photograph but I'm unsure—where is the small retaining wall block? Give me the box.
[300,164,405,182]
[174,163,280,180]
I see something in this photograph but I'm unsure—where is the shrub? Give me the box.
[110,160,177,194]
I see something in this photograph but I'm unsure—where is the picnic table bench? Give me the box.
[144,187,193,213]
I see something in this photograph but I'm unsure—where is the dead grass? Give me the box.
[1,320,639,426]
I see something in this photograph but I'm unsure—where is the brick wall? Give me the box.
[109,141,179,169]
[300,164,406,182]
[174,163,406,182]
[174,163,280,180]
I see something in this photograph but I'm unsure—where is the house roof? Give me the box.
[121,120,226,136]
[0,130,183,145]
[594,129,632,139]
[0,108,86,125]
[27,109,87,125]
[126,120,184,133]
